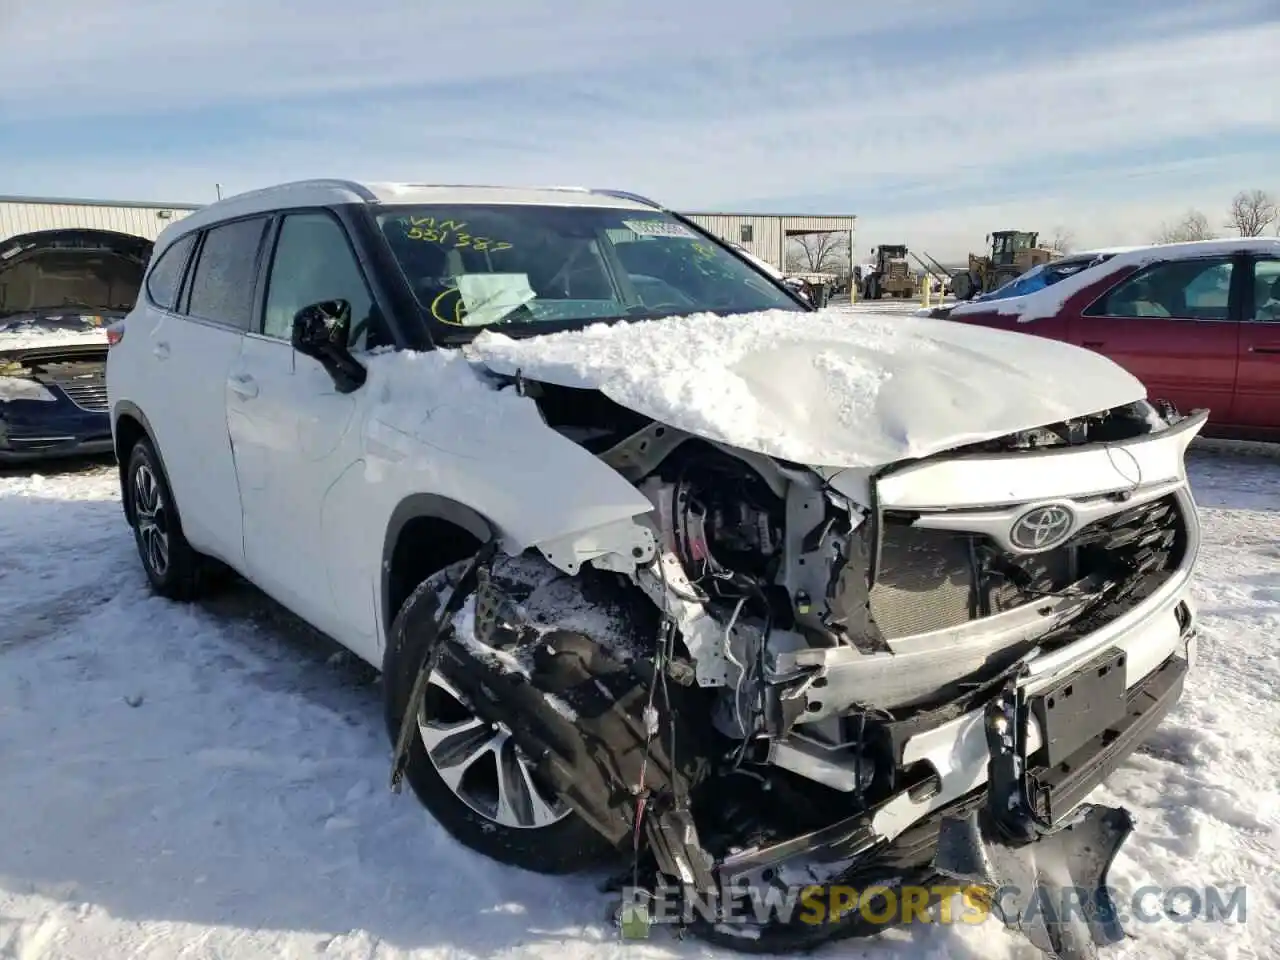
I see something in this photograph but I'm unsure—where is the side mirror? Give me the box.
[291,300,367,394]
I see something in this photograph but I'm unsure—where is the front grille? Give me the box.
[867,495,1184,640]
[41,362,108,412]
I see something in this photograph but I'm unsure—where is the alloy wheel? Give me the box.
[417,669,570,830]
[133,462,170,579]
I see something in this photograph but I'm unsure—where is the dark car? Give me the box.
[0,229,152,464]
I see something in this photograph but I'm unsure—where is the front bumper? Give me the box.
[0,434,114,464]
[927,642,1190,960]
[0,394,113,465]
[810,411,1207,843]
[873,585,1197,843]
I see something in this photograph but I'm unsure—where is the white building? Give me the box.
[0,195,200,243]
[682,212,857,278]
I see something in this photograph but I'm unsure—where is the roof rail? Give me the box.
[591,189,664,209]
[215,179,379,205]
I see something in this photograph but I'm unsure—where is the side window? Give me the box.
[144,233,196,312]
[186,217,269,330]
[1086,258,1234,321]
[262,213,376,350]
[1250,259,1280,322]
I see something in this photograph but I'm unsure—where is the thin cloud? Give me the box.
[1,0,1276,259]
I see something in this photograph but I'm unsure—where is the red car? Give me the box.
[940,238,1280,440]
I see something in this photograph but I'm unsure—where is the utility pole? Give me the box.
[215,183,223,201]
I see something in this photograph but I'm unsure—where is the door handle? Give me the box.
[1248,345,1280,354]
[1082,341,1106,349]
[228,373,258,399]
[152,341,170,360]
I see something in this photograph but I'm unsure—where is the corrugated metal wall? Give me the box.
[0,198,856,275]
[0,198,200,243]
[683,213,856,273]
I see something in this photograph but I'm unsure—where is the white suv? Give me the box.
[107,180,1203,960]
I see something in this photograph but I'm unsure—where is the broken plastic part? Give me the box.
[934,804,1134,960]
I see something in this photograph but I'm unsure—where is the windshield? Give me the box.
[977,254,1118,302]
[376,205,802,334]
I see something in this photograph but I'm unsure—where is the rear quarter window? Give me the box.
[144,234,196,312]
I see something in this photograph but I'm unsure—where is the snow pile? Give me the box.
[0,317,109,352]
[360,346,517,460]
[470,307,1146,468]
[0,376,56,402]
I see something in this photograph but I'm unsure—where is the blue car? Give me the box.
[0,229,152,464]
[969,249,1128,304]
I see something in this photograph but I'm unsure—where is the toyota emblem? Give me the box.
[1010,505,1074,551]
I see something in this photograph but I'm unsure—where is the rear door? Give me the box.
[144,216,268,569]
[1066,255,1241,422]
[1232,255,1280,432]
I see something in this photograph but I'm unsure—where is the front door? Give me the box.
[226,210,384,657]
[1066,254,1241,423]
[1232,255,1280,433]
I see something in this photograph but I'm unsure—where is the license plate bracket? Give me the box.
[1028,647,1128,767]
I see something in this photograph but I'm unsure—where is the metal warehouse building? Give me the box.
[683,212,857,276]
[0,196,856,279]
[0,195,200,243]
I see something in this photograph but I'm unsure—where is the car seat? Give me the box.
[1257,275,1280,322]
[1112,275,1172,318]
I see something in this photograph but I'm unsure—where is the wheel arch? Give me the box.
[111,402,173,524]
[380,493,495,650]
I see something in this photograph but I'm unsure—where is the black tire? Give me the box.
[124,437,206,601]
[383,561,614,875]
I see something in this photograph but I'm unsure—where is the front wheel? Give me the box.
[383,558,615,874]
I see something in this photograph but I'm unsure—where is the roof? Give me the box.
[158,179,663,248]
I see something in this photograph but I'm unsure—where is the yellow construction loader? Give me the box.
[862,244,917,299]
[950,230,1058,300]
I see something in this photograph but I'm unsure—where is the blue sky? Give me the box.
[1,0,1277,259]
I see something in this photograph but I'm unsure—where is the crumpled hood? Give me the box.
[469,308,1147,469]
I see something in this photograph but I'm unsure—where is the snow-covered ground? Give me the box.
[2,446,1277,958]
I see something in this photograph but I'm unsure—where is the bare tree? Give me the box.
[787,232,850,274]
[1153,210,1214,244]
[1226,189,1278,237]
[1049,226,1075,254]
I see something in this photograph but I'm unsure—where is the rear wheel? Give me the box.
[383,557,615,874]
[125,438,207,601]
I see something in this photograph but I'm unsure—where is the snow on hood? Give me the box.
[468,308,1147,469]
[0,314,110,352]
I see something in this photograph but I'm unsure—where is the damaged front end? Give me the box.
[389,380,1204,960]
